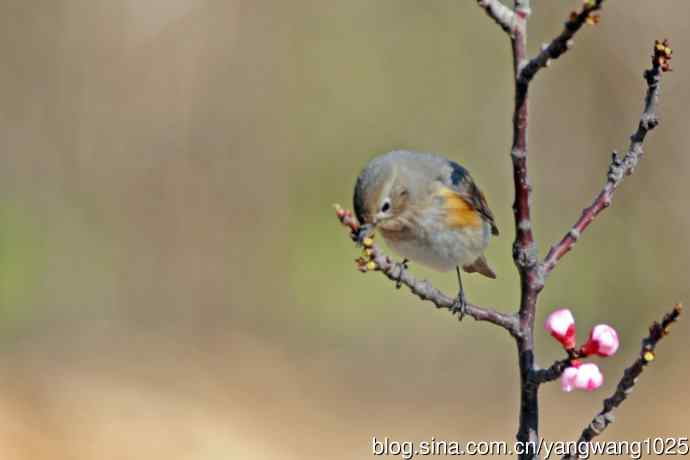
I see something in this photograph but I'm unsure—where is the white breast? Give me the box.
[383,221,491,273]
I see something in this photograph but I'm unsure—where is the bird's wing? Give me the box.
[441,160,499,236]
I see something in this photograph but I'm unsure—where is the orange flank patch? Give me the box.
[439,187,482,229]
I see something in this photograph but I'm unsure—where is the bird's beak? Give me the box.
[355,223,375,245]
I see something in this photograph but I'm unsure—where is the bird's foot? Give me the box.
[394,259,409,289]
[451,289,468,320]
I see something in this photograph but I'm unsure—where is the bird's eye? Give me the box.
[381,200,391,213]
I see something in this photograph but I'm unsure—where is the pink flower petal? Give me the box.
[582,324,620,357]
[545,309,577,349]
[573,363,604,392]
[561,366,579,392]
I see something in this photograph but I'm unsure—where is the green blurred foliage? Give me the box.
[0,205,44,327]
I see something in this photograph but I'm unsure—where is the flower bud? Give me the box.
[544,308,576,349]
[560,366,579,392]
[574,363,604,391]
[561,363,604,392]
[582,324,619,357]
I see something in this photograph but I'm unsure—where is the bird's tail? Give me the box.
[463,255,496,279]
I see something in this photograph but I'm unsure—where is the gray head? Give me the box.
[352,151,414,234]
[354,150,454,223]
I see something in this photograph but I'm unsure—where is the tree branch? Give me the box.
[533,357,571,384]
[562,304,683,460]
[510,6,534,281]
[542,40,673,276]
[519,0,605,84]
[334,206,520,335]
[338,0,677,455]
[501,2,544,456]
[476,0,516,35]
[532,348,584,384]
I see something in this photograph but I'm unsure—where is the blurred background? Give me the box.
[1,0,689,458]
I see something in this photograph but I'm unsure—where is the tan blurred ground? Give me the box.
[1,1,689,459]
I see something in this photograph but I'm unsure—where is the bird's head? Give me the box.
[352,153,410,243]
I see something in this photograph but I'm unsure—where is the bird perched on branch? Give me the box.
[353,150,499,316]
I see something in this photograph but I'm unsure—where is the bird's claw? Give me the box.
[394,259,409,289]
[451,291,468,320]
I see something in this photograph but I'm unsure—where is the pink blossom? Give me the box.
[544,308,576,349]
[574,363,604,391]
[560,366,579,392]
[582,324,620,357]
[561,363,604,392]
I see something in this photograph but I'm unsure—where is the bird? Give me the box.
[352,150,499,316]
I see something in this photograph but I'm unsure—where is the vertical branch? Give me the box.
[509,2,541,458]
[511,1,539,330]
[511,1,532,255]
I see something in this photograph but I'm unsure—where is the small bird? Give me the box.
[353,150,499,315]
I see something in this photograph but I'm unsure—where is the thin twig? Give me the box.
[334,207,520,335]
[476,0,516,35]
[519,0,605,83]
[542,40,673,276]
[533,357,571,384]
[562,304,683,460]
[532,349,585,384]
